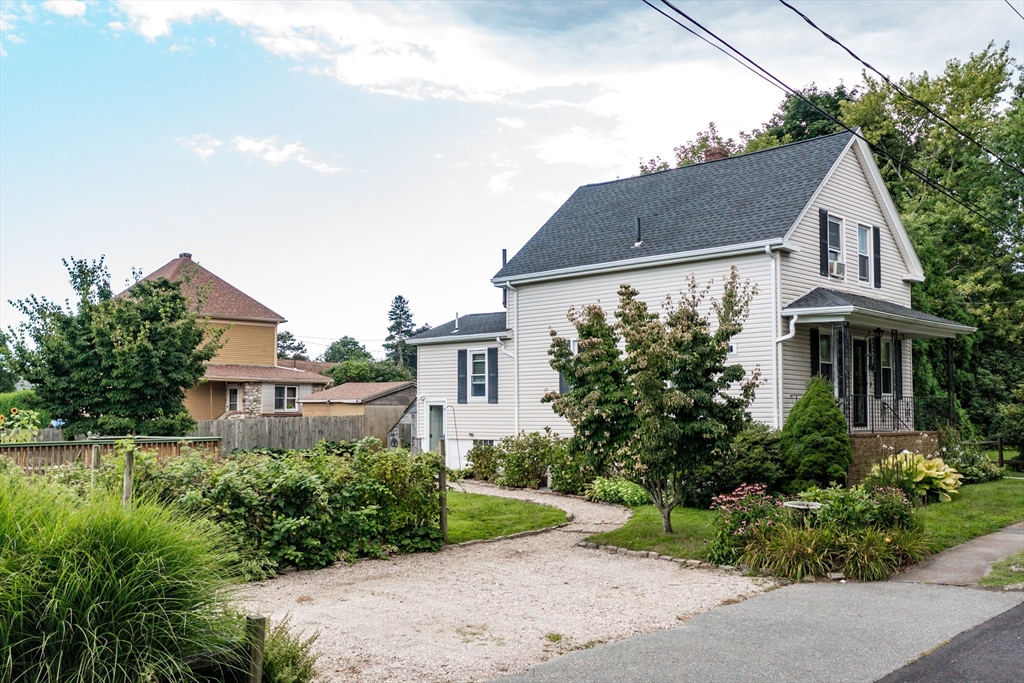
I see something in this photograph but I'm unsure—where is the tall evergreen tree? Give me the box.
[276,331,308,361]
[383,295,416,370]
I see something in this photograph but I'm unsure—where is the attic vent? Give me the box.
[633,216,643,247]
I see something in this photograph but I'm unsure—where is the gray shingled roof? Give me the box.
[493,131,855,280]
[409,312,508,342]
[783,288,963,326]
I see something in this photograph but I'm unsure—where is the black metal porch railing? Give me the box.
[836,395,952,433]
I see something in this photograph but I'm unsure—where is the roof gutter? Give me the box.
[409,331,511,346]
[779,305,976,335]
[491,239,795,287]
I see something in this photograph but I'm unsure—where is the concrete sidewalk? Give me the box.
[494,582,1023,683]
[890,522,1024,586]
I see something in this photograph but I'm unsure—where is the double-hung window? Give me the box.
[819,333,834,384]
[828,215,843,268]
[880,340,893,395]
[274,385,298,411]
[228,387,239,412]
[858,225,871,282]
[470,352,487,398]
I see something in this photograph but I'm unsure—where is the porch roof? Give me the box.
[782,288,975,339]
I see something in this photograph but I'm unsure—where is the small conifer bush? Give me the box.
[781,377,853,492]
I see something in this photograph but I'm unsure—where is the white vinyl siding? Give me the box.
[781,146,913,308]
[513,252,775,434]
[415,343,515,460]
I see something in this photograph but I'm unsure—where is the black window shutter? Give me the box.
[487,347,498,404]
[810,328,820,377]
[457,349,467,404]
[873,334,883,399]
[873,225,882,288]
[819,209,829,277]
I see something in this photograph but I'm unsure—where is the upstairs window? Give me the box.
[470,352,487,398]
[274,385,298,411]
[828,215,843,266]
[858,225,871,282]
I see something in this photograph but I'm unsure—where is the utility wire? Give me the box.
[647,0,1007,233]
[778,0,1024,178]
[1005,0,1024,22]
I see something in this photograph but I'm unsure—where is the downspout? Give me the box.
[504,281,520,434]
[766,245,779,429]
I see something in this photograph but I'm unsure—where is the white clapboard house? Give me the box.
[409,131,974,467]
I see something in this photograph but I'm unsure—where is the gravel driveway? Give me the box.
[241,481,771,682]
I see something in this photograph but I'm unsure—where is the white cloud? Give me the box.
[231,136,342,174]
[486,170,516,195]
[496,117,525,129]
[5,34,24,44]
[108,21,126,31]
[176,134,223,161]
[42,1,86,18]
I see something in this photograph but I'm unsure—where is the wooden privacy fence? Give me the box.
[1,436,221,475]
[191,415,364,453]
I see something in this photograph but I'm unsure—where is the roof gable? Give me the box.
[493,131,855,282]
[139,254,286,323]
[409,312,507,343]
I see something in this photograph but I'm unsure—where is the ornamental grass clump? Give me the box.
[0,471,244,683]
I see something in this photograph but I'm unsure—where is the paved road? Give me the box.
[494,582,1023,683]
[874,601,1024,683]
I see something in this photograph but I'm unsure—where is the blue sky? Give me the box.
[1,0,1020,358]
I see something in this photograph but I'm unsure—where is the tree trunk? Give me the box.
[662,508,673,534]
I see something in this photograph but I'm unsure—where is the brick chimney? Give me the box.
[704,145,729,162]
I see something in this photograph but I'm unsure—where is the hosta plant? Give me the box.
[868,451,962,503]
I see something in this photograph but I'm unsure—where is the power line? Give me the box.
[778,0,1024,178]
[647,0,1008,233]
[1005,0,1024,22]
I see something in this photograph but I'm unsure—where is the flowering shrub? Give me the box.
[705,483,784,565]
[799,485,916,530]
[584,476,650,507]
[936,433,1003,484]
[0,406,42,443]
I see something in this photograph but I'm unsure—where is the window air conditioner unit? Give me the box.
[829,261,846,277]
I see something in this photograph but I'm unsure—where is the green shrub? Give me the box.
[781,378,853,492]
[937,429,1004,483]
[681,423,787,507]
[0,471,243,683]
[584,476,651,507]
[799,485,915,531]
[466,442,501,481]
[494,430,560,489]
[994,393,1024,448]
[263,616,321,683]
[549,443,598,495]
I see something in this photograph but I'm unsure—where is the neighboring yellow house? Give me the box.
[298,382,416,441]
[139,253,329,420]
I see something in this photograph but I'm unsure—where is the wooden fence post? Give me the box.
[91,443,100,489]
[122,446,134,508]
[245,615,267,683]
[997,436,1004,468]
[438,438,448,544]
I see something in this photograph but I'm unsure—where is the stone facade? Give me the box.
[847,431,939,485]
[242,382,262,418]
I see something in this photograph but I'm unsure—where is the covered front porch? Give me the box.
[782,288,975,434]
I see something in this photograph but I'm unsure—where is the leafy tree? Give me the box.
[743,83,856,152]
[320,335,371,363]
[548,268,759,532]
[276,331,309,361]
[0,337,18,393]
[324,358,413,385]
[383,295,420,371]
[781,377,854,492]
[5,257,221,436]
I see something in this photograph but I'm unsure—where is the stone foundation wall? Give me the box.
[847,431,939,485]
[242,382,262,418]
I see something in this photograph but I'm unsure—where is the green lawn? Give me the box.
[985,447,1022,474]
[585,505,718,560]
[917,478,1024,552]
[979,549,1024,587]
[446,491,567,544]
